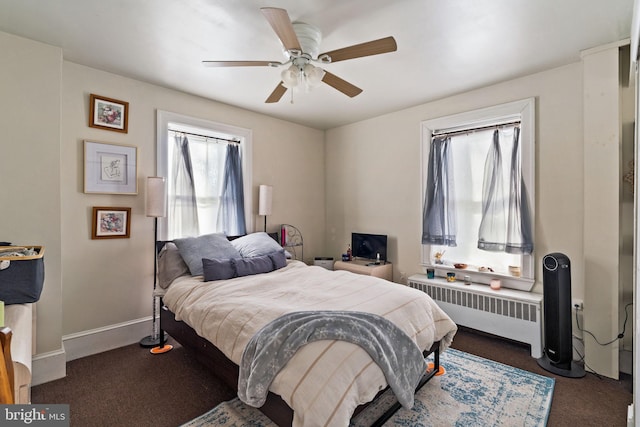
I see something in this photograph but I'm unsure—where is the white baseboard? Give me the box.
[63,316,153,361]
[32,348,66,386]
[32,316,153,386]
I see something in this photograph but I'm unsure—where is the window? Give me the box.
[156,111,253,240]
[421,98,535,289]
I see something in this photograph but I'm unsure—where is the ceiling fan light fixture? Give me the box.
[281,65,300,88]
[304,64,325,87]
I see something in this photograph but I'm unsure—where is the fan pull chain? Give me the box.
[290,89,295,104]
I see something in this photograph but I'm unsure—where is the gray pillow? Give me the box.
[157,242,190,289]
[231,232,283,258]
[202,258,237,282]
[269,250,287,270]
[235,254,274,277]
[174,233,241,276]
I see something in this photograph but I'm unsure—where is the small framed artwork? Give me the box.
[92,207,131,239]
[89,94,129,133]
[84,140,138,194]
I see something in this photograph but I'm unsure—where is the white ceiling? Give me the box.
[0,0,634,130]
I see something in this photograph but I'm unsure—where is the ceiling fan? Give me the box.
[202,7,397,103]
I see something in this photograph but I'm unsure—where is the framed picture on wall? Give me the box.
[89,94,129,133]
[91,207,131,239]
[84,140,138,194]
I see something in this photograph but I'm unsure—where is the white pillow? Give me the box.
[231,232,283,258]
[174,233,241,276]
[157,242,190,289]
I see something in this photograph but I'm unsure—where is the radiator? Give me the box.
[408,274,543,358]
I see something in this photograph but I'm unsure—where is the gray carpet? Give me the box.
[31,328,632,426]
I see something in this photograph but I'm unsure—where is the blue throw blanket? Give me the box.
[238,310,427,410]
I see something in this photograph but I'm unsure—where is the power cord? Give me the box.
[570,302,633,379]
[574,302,633,346]
[571,343,604,380]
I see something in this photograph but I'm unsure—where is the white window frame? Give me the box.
[156,110,253,240]
[420,98,535,290]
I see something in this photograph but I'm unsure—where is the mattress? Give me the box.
[163,261,457,427]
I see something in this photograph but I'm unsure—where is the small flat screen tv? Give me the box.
[352,232,387,262]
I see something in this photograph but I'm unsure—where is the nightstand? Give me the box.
[333,259,393,281]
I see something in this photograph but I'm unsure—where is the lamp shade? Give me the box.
[258,185,273,216]
[146,176,167,218]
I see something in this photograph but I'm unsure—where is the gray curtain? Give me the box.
[477,130,507,251]
[218,144,246,236]
[477,127,533,254]
[506,127,533,254]
[422,136,457,246]
[170,135,199,238]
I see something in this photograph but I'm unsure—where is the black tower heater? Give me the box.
[537,252,585,378]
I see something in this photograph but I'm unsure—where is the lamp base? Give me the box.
[139,335,160,348]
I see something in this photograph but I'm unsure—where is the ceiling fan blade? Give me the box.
[321,71,363,98]
[265,82,288,103]
[261,7,301,52]
[320,36,397,63]
[202,60,275,67]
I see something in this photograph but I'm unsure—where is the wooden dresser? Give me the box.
[334,259,393,281]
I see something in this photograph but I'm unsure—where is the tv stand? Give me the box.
[334,259,393,281]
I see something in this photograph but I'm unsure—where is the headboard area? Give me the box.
[157,232,278,253]
[156,231,284,290]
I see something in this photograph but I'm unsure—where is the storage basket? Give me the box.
[0,246,44,305]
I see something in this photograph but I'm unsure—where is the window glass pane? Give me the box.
[189,139,226,235]
[422,99,535,289]
[166,128,237,239]
[430,126,521,275]
[157,111,252,241]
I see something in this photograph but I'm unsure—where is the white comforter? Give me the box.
[163,261,457,427]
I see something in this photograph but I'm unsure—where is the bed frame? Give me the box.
[159,302,441,427]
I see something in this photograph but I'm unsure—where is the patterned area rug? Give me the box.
[182,348,554,427]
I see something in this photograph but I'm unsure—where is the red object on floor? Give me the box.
[150,344,173,354]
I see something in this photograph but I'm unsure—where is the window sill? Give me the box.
[422,264,535,292]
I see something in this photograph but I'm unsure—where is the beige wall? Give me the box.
[582,43,624,379]
[60,62,325,336]
[620,45,635,359]
[0,32,63,356]
[325,52,632,377]
[1,31,325,378]
[326,62,585,290]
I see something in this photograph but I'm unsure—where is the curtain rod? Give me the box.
[168,128,241,144]
[433,120,521,138]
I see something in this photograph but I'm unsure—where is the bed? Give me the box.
[156,232,458,427]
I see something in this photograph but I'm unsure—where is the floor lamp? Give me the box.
[139,177,172,354]
[259,185,273,232]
